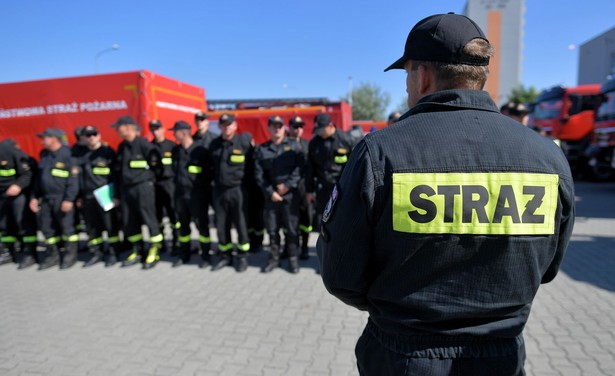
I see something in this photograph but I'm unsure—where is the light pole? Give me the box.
[95,44,120,73]
[348,76,353,106]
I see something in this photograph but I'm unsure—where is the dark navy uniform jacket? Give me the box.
[317,90,575,342]
[79,145,116,195]
[172,141,210,194]
[306,129,359,192]
[152,138,176,181]
[254,138,304,198]
[0,140,32,193]
[209,133,253,189]
[33,145,79,202]
[115,136,161,192]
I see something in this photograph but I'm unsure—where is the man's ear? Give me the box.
[417,65,435,96]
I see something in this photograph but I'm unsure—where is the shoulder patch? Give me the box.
[322,185,339,223]
[56,162,65,168]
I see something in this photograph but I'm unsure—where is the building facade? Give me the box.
[578,27,615,85]
[464,0,525,105]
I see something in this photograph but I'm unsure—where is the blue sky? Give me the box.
[1,1,614,112]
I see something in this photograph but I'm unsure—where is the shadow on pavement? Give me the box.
[561,236,615,292]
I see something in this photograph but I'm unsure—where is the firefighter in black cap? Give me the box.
[287,116,312,259]
[169,120,213,267]
[30,128,80,270]
[78,125,121,267]
[193,111,216,147]
[306,113,359,230]
[0,139,33,266]
[318,13,575,375]
[149,119,179,254]
[208,113,254,272]
[254,116,304,273]
[113,115,164,269]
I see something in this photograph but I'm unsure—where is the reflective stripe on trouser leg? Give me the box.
[237,243,250,252]
[218,243,233,252]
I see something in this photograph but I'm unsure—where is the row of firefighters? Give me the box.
[0,111,365,273]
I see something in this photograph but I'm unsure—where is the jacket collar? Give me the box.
[400,89,499,121]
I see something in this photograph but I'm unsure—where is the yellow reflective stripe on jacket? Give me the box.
[188,165,202,174]
[230,155,245,163]
[334,155,348,164]
[161,157,173,165]
[51,168,70,178]
[92,167,111,175]
[0,168,16,176]
[392,172,559,235]
[129,160,148,169]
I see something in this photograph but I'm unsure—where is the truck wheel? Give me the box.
[590,161,613,182]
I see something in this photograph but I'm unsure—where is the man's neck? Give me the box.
[182,138,194,149]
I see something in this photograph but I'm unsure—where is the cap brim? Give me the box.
[36,133,45,138]
[384,55,408,72]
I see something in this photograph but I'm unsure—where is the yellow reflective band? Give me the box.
[51,168,69,178]
[23,236,38,243]
[1,236,17,243]
[88,237,104,246]
[108,236,120,244]
[199,235,211,244]
[92,167,111,175]
[229,155,245,163]
[179,234,192,243]
[126,251,139,262]
[145,246,160,264]
[0,169,16,176]
[237,243,250,252]
[392,172,559,235]
[188,165,202,174]
[127,234,143,243]
[149,233,163,244]
[129,160,148,169]
[334,155,348,164]
[218,243,233,252]
[161,157,173,165]
[63,234,79,242]
[299,224,313,233]
[174,222,181,230]
[45,236,61,245]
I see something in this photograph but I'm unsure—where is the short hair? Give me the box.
[411,38,495,90]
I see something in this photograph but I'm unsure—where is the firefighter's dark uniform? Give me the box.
[152,136,179,252]
[307,126,358,229]
[254,137,304,273]
[317,90,576,375]
[172,123,213,267]
[295,135,312,259]
[71,139,89,244]
[209,131,253,271]
[0,140,33,265]
[79,141,120,267]
[116,135,163,269]
[33,141,80,270]
[244,149,265,253]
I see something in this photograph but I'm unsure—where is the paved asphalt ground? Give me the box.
[1,181,614,375]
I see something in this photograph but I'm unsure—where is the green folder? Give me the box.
[93,183,116,211]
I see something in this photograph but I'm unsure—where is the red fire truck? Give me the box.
[530,84,602,174]
[586,79,615,180]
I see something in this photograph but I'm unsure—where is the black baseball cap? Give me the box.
[289,116,305,128]
[82,125,99,136]
[195,111,210,121]
[112,115,137,128]
[169,120,192,131]
[313,113,332,130]
[384,13,489,72]
[219,113,235,125]
[37,128,67,139]
[268,116,284,126]
[149,119,163,129]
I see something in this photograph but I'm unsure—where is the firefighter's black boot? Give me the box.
[105,246,118,267]
[18,243,38,269]
[288,243,300,274]
[0,243,15,265]
[300,231,310,260]
[84,246,103,267]
[122,242,143,267]
[199,242,211,269]
[60,242,78,269]
[39,244,60,270]
[236,252,248,273]
[212,251,232,271]
[143,242,161,270]
[173,242,191,267]
[263,244,280,273]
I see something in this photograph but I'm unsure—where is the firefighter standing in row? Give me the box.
[78,125,121,267]
[254,116,304,273]
[30,129,80,270]
[193,111,216,146]
[209,113,254,272]
[170,120,213,268]
[0,139,33,266]
[287,116,312,260]
[149,119,179,254]
[113,116,164,269]
[306,113,359,230]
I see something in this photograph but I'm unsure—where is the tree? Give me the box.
[395,96,409,114]
[507,85,539,104]
[343,82,390,121]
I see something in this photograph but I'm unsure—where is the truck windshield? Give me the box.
[596,91,615,121]
[533,99,562,121]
